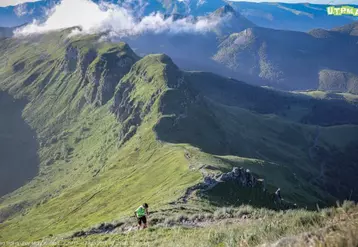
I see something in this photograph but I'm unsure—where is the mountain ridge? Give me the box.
[1,30,358,242]
[3,5,358,94]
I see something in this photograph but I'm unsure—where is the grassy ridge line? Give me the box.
[0,34,201,241]
[1,31,358,242]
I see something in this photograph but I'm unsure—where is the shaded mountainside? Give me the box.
[0,27,14,38]
[122,7,358,94]
[0,92,39,197]
[0,31,358,241]
[0,24,26,38]
[213,24,358,92]
[318,69,358,94]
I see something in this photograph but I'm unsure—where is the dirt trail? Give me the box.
[70,214,253,238]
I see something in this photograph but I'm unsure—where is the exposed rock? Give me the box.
[178,167,263,203]
[110,82,142,146]
[204,176,218,190]
[85,49,138,106]
[79,49,97,78]
[12,61,25,72]
[217,167,257,188]
[63,45,78,72]
[0,201,30,223]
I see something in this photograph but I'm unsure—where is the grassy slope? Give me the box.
[156,71,358,205]
[0,33,200,241]
[0,31,358,242]
[9,202,358,247]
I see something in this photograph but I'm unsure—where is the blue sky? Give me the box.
[0,0,357,7]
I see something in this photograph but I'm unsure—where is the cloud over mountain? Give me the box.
[15,0,222,37]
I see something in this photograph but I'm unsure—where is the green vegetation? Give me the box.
[2,201,357,247]
[0,30,358,245]
[0,31,200,241]
[69,202,358,247]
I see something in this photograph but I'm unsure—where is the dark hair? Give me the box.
[143,203,149,208]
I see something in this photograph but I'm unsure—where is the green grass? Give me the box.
[1,31,358,243]
[2,202,357,247]
[0,34,201,241]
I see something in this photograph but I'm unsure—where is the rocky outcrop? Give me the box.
[79,49,97,78]
[85,47,138,106]
[110,54,181,147]
[217,167,259,187]
[178,167,266,203]
[61,42,139,106]
[63,45,79,72]
[110,82,139,146]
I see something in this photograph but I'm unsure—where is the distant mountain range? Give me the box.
[212,21,358,91]
[2,2,358,94]
[1,0,357,32]
[119,6,358,93]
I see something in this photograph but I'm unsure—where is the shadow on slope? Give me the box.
[154,71,358,206]
[0,91,39,197]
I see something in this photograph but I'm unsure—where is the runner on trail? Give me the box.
[134,203,149,229]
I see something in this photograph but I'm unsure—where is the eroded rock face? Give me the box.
[218,167,257,187]
[202,167,260,190]
[110,82,139,145]
[63,45,79,72]
[85,53,137,106]
[177,167,266,203]
[61,42,139,106]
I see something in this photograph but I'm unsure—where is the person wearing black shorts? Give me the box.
[137,215,147,225]
[134,203,149,229]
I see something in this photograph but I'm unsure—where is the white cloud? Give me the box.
[197,0,207,7]
[15,0,222,37]
[0,0,41,7]
[14,3,34,16]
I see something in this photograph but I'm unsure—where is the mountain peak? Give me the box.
[139,54,179,70]
[214,4,237,17]
[222,4,236,14]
